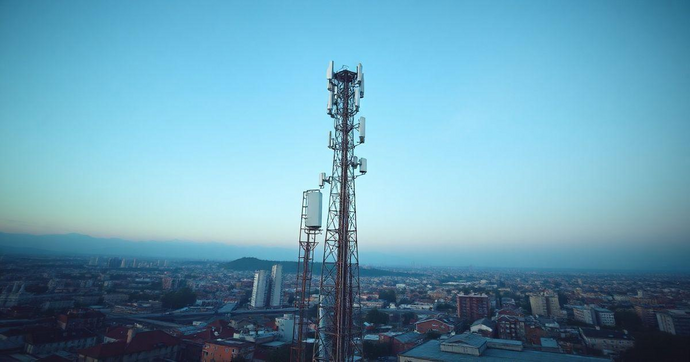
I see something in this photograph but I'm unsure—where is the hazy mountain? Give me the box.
[221,257,421,277]
[0,232,294,261]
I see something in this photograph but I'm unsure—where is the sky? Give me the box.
[1,1,689,270]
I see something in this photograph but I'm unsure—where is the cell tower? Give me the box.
[291,190,322,362]
[313,61,368,362]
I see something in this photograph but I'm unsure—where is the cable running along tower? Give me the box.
[312,62,367,362]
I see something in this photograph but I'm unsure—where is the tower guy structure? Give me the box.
[313,61,368,362]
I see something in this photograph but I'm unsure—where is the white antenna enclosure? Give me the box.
[328,131,333,148]
[327,61,334,80]
[358,117,366,143]
[305,191,323,229]
[327,93,333,115]
[359,73,365,98]
[319,172,327,187]
[356,63,363,84]
[354,89,360,111]
[359,158,367,174]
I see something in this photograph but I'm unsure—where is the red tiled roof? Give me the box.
[104,326,129,341]
[79,330,179,358]
[26,329,96,345]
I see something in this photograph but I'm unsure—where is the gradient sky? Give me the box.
[1,1,689,269]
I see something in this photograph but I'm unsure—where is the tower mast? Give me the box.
[313,62,367,362]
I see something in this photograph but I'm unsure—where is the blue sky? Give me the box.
[1,1,689,269]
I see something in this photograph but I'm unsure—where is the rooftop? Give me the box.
[401,340,609,361]
[580,328,632,340]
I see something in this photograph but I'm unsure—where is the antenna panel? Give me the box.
[359,158,367,174]
[327,61,334,80]
[359,73,365,98]
[354,90,360,111]
[359,117,366,143]
[305,191,323,229]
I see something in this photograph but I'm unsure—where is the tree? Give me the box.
[365,308,389,325]
[558,291,568,307]
[398,298,412,306]
[161,287,196,309]
[267,345,291,362]
[425,331,441,340]
[363,341,391,359]
[379,289,397,304]
[615,309,643,334]
[621,331,690,362]
[402,312,416,325]
[435,303,454,312]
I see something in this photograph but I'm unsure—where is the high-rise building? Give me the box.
[529,293,560,317]
[573,306,596,325]
[120,259,127,268]
[251,270,269,308]
[108,257,121,268]
[269,264,283,308]
[546,295,561,317]
[657,310,690,336]
[529,295,548,316]
[457,294,490,322]
[592,306,615,327]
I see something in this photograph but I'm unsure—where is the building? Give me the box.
[162,277,178,290]
[387,331,425,355]
[496,314,524,341]
[57,309,105,330]
[276,314,298,342]
[251,270,269,308]
[415,316,457,334]
[657,309,690,336]
[529,294,560,317]
[398,332,608,362]
[78,330,180,362]
[592,307,615,327]
[25,329,97,357]
[269,264,283,308]
[250,265,283,309]
[546,295,561,317]
[573,306,596,325]
[107,258,121,268]
[201,339,254,362]
[456,294,490,322]
[579,327,634,354]
[529,295,548,316]
[470,318,496,337]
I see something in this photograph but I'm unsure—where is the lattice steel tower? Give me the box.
[312,61,367,362]
[291,190,322,362]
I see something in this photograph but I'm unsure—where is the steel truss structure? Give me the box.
[291,190,321,362]
[313,67,364,362]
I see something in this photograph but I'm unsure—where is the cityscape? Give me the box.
[0,252,687,361]
[1,1,689,362]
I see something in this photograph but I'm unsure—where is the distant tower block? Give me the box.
[251,270,269,308]
[270,264,284,308]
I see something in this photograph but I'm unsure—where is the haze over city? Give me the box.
[1,1,689,271]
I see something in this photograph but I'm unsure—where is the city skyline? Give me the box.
[1,1,689,271]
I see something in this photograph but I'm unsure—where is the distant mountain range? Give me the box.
[0,232,295,261]
[221,257,420,277]
[0,232,419,276]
